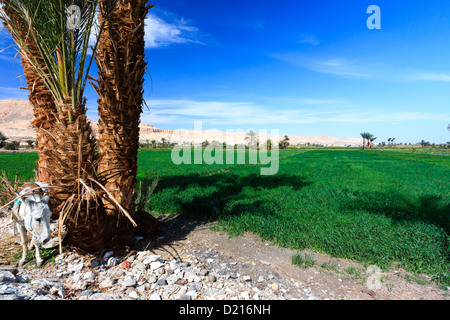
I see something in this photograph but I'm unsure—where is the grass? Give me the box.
[292,252,316,268]
[0,153,38,180]
[1,148,449,285]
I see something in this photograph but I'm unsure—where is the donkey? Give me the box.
[11,182,52,267]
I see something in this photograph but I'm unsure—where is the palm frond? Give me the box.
[0,0,118,119]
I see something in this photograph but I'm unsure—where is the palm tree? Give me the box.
[265,139,272,151]
[245,130,258,149]
[92,0,153,232]
[368,135,377,149]
[0,2,58,186]
[0,0,127,252]
[0,131,6,148]
[279,135,290,150]
[360,132,368,149]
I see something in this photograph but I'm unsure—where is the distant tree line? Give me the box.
[0,131,37,150]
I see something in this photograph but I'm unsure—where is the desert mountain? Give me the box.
[0,99,362,147]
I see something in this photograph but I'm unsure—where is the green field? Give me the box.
[1,149,449,284]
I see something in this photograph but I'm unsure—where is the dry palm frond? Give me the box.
[0,172,24,214]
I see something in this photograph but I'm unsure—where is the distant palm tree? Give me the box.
[279,135,290,150]
[265,139,272,151]
[368,135,377,149]
[391,138,396,146]
[0,131,6,148]
[387,138,396,147]
[245,130,258,149]
[26,140,34,149]
[360,132,369,149]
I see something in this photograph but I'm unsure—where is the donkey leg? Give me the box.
[32,238,43,267]
[17,223,28,267]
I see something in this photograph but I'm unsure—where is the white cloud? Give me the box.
[142,98,448,127]
[144,13,202,48]
[87,10,203,50]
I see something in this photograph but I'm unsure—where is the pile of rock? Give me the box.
[1,247,318,300]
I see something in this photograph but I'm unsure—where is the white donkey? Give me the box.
[11,182,52,267]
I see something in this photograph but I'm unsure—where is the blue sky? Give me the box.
[1,0,450,143]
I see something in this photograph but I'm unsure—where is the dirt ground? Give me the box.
[1,212,449,300]
[147,215,449,300]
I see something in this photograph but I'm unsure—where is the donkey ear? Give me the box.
[42,194,50,203]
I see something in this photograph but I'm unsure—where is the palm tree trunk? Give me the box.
[2,4,57,185]
[94,0,153,223]
[45,98,110,252]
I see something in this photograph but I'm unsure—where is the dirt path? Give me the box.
[148,215,449,300]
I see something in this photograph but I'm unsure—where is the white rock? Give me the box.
[143,255,161,265]
[150,293,161,300]
[169,260,180,270]
[240,291,250,300]
[88,293,122,300]
[107,257,120,268]
[83,271,96,281]
[166,274,180,285]
[122,276,136,287]
[150,261,164,271]
[99,277,115,289]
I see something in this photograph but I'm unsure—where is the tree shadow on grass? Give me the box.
[154,172,311,221]
[134,172,312,257]
[340,189,450,235]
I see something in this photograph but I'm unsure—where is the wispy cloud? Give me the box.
[306,58,372,78]
[142,98,448,127]
[0,86,29,100]
[271,52,373,78]
[298,34,320,46]
[407,72,450,82]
